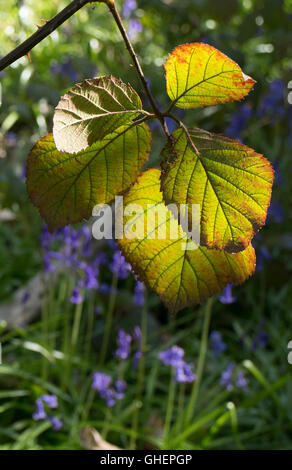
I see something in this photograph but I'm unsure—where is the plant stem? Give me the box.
[99,273,118,364]
[0,1,106,71]
[174,382,185,435]
[185,297,213,426]
[130,292,148,449]
[162,368,176,449]
[106,1,170,138]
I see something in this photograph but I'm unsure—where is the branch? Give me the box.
[0,0,103,72]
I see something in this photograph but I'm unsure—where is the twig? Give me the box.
[105,1,171,138]
[165,113,200,155]
[0,0,102,71]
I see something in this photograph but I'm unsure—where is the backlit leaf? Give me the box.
[161,128,274,252]
[118,169,256,314]
[53,75,143,153]
[164,42,256,109]
[26,123,151,232]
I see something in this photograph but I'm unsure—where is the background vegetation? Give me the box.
[0,0,292,450]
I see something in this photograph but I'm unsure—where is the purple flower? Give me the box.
[132,350,142,370]
[267,200,284,224]
[225,104,252,139]
[70,286,84,304]
[133,281,145,306]
[210,331,226,356]
[49,416,63,431]
[100,388,116,407]
[79,265,98,290]
[122,0,137,18]
[236,371,248,389]
[110,251,131,279]
[40,394,58,409]
[32,398,47,421]
[21,291,30,305]
[115,329,132,360]
[220,363,234,391]
[256,244,271,271]
[219,284,236,304]
[133,326,142,345]
[252,330,268,351]
[174,363,196,384]
[257,79,285,121]
[158,345,185,368]
[92,372,112,392]
[99,283,114,295]
[128,19,143,40]
[115,379,127,399]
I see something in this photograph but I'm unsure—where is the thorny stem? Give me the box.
[0,0,101,71]
[105,1,171,139]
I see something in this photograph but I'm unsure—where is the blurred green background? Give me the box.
[0,0,292,450]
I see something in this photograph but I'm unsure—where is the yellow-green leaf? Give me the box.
[26,123,151,232]
[53,75,143,153]
[161,128,273,252]
[119,169,256,315]
[164,42,256,109]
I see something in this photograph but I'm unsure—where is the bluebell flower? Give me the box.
[110,251,131,279]
[21,291,30,305]
[256,244,271,271]
[133,326,141,345]
[79,265,98,290]
[32,398,47,421]
[92,372,112,392]
[40,394,58,409]
[128,19,143,40]
[115,379,127,399]
[49,416,63,431]
[225,104,252,139]
[236,371,248,389]
[115,329,132,360]
[132,350,142,370]
[267,200,284,224]
[122,0,137,18]
[158,345,185,368]
[174,363,196,384]
[252,330,268,351]
[99,283,113,295]
[219,284,236,304]
[133,281,145,306]
[70,286,84,304]
[257,79,285,121]
[220,363,234,391]
[210,331,226,356]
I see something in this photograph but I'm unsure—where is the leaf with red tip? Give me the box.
[164,42,256,109]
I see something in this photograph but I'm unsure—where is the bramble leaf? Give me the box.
[161,128,274,252]
[164,42,256,109]
[53,75,144,153]
[26,123,151,232]
[118,169,256,314]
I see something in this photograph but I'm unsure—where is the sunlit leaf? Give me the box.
[164,42,256,109]
[118,169,256,314]
[26,124,151,232]
[53,75,144,153]
[161,127,273,252]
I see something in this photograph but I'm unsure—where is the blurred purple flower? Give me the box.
[32,398,47,421]
[128,19,143,40]
[267,200,284,224]
[122,0,137,18]
[92,372,112,392]
[40,394,58,409]
[252,330,268,351]
[225,104,252,139]
[70,286,84,304]
[110,251,131,279]
[174,363,196,384]
[219,284,236,304]
[115,379,127,399]
[115,329,132,360]
[257,79,285,121]
[210,331,226,356]
[220,363,234,391]
[49,416,63,431]
[236,371,248,389]
[158,345,185,368]
[133,281,145,306]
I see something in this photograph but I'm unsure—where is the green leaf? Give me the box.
[26,123,151,232]
[118,169,256,315]
[161,128,273,252]
[164,42,256,109]
[53,75,144,153]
